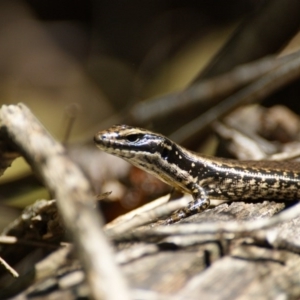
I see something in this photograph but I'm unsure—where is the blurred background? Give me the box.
[2,0,299,227]
[0,0,259,138]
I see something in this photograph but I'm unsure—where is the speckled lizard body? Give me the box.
[94,125,300,223]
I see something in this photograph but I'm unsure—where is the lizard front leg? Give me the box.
[165,184,210,224]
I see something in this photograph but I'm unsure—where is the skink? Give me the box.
[94,125,300,223]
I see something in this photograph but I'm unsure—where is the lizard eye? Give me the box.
[125,134,141,142]
[161,147,169,160]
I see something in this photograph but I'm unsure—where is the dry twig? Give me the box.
[0,104,131,300]
[0,256,18,278]
[123,202,300,242]
[105,194,192,238]
[171,50,300,143]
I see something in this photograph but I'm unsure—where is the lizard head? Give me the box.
[94,124,193,192]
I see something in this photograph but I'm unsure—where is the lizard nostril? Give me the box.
[94,133,106,144]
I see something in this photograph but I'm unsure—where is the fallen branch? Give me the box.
[0,104,131,300]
